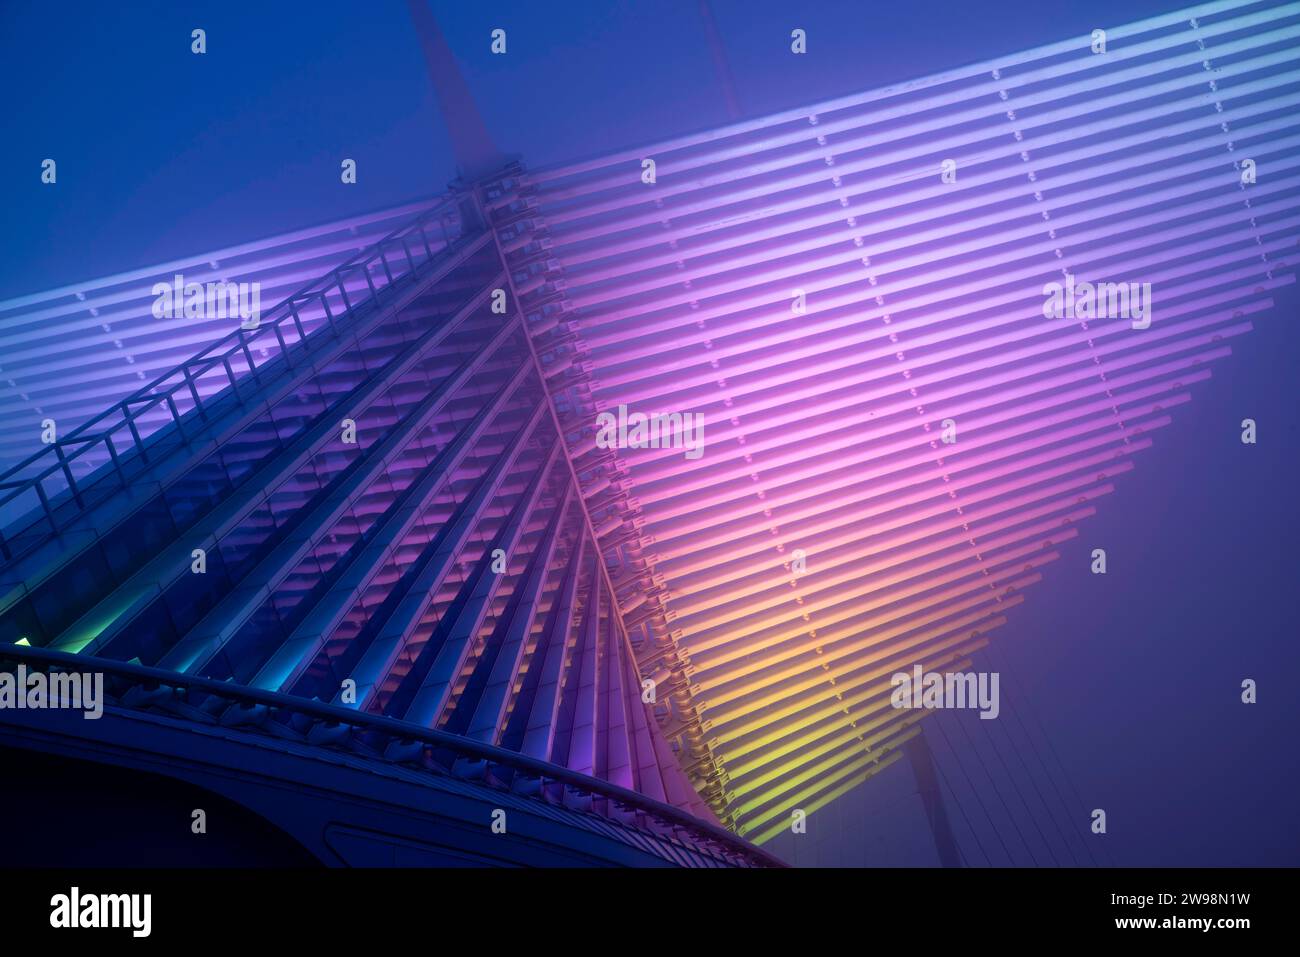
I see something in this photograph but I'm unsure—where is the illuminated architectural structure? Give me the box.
[2,0,1297,861]
[0,196,767,866]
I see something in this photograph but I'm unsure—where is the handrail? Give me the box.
[0,197,467,560]
[0,642,784,867]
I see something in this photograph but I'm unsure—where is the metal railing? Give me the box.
[0,642,782,867]
[0,198,468,563]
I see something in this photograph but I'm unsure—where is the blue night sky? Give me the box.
[2,0,1297,866]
